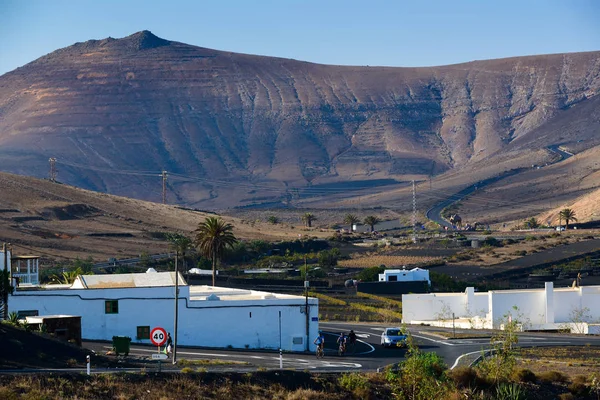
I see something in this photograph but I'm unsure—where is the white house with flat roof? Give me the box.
[10,271,319,351]
[379,267,430,285]
[402,282,600,334]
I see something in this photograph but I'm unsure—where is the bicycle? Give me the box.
[347,339,356,354]
[338,342,346,356]
[315,345,324,359]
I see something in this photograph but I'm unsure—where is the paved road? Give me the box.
[77,322,600,373]
[426,145,574,228]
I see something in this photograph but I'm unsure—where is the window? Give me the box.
[105,300,118,314]
[17,310,38,318]
[388,275,398,282]
[137,326,150,340]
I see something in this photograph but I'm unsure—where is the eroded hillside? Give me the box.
[0,31,599,209]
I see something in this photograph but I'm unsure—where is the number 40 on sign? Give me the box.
[150,327,167,347]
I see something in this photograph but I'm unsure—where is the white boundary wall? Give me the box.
[10,285,319,351]
[403,283,600,334]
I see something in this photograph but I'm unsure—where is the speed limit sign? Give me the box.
[150,327,167,346]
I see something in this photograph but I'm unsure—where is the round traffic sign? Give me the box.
[150,327,167,346]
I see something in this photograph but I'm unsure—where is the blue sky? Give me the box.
[1,0,599,75]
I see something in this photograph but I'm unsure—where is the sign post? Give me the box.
[150,327,168,370]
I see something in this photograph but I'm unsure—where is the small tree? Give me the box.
[363,216,380,232]
[343,214,360,231]
[301,213,316,228]
[267,215,279,224]
[318,248,341,268]
[559,208,577,229]
[477,306,523,383]
[387,332,452,398]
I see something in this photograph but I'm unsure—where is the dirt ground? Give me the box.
[516,346,600,379]
[0,172,331,264]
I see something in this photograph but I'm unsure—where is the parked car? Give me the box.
[556,226,565,231]
[381,327,407,348]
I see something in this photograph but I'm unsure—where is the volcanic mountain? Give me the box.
[0,31,599,210]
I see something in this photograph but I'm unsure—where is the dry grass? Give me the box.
[0,172,330,263]
[448,234,582,266]
[516,346,600,379]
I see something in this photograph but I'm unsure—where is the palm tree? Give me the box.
[343,214,360,231]
[167,233,193,272]
[1,270,14,320]
[559,208,577,230]
[363,216,380,232]
[194,217,238,286]
[51,268,82,285]
[301,213,316,228]
[524,218,540,229]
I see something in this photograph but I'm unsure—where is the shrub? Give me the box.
[495,382,526,400]
[558,393,575,400]
[338,373,371,398]
[448,366,482,389]
[512,368,536,383]
[568,381,589,397]
[538,370,568,384]
[180,367,195,374]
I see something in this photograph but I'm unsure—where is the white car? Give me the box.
[381,327,407,348]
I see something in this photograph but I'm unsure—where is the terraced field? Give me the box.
[314,291,403,323]
[338,255,441,268]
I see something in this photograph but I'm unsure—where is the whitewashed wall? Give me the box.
[10,286,319,351]
[403,283,600,334]
[489,290,546,328]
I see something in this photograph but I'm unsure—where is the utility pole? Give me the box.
[162,171,168,204]
[49,158,57,182]
[2,243,9,320]
[300,236,309,352]
[559,213,562,234]
[173,251,179,364]
[305,251,309,352]
[412,180,417,243]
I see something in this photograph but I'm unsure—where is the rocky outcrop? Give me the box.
[0,31,599,208]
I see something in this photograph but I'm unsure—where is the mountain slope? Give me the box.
[0,171,308,263]
[1,31,599,209]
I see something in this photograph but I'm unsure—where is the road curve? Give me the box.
[426,145,574,227]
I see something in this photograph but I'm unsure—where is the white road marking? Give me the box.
[356,333,370,338]
[451,349,486,370]
[411,334,455,346]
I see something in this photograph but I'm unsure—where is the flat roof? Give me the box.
[25,315,80,323]
[189,285,313,301]
[74,271,186,289]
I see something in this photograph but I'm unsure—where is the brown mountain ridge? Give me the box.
[1,30,599,210]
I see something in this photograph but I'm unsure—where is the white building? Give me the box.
[10,271,319,351]
[379,267,430,285]
[1,249,40,286]
[402,282,600,334]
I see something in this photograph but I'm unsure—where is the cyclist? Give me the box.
[313,331,325,356]
[348,329,357,352]
[337,332,348,355]
[348,330,357,345]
